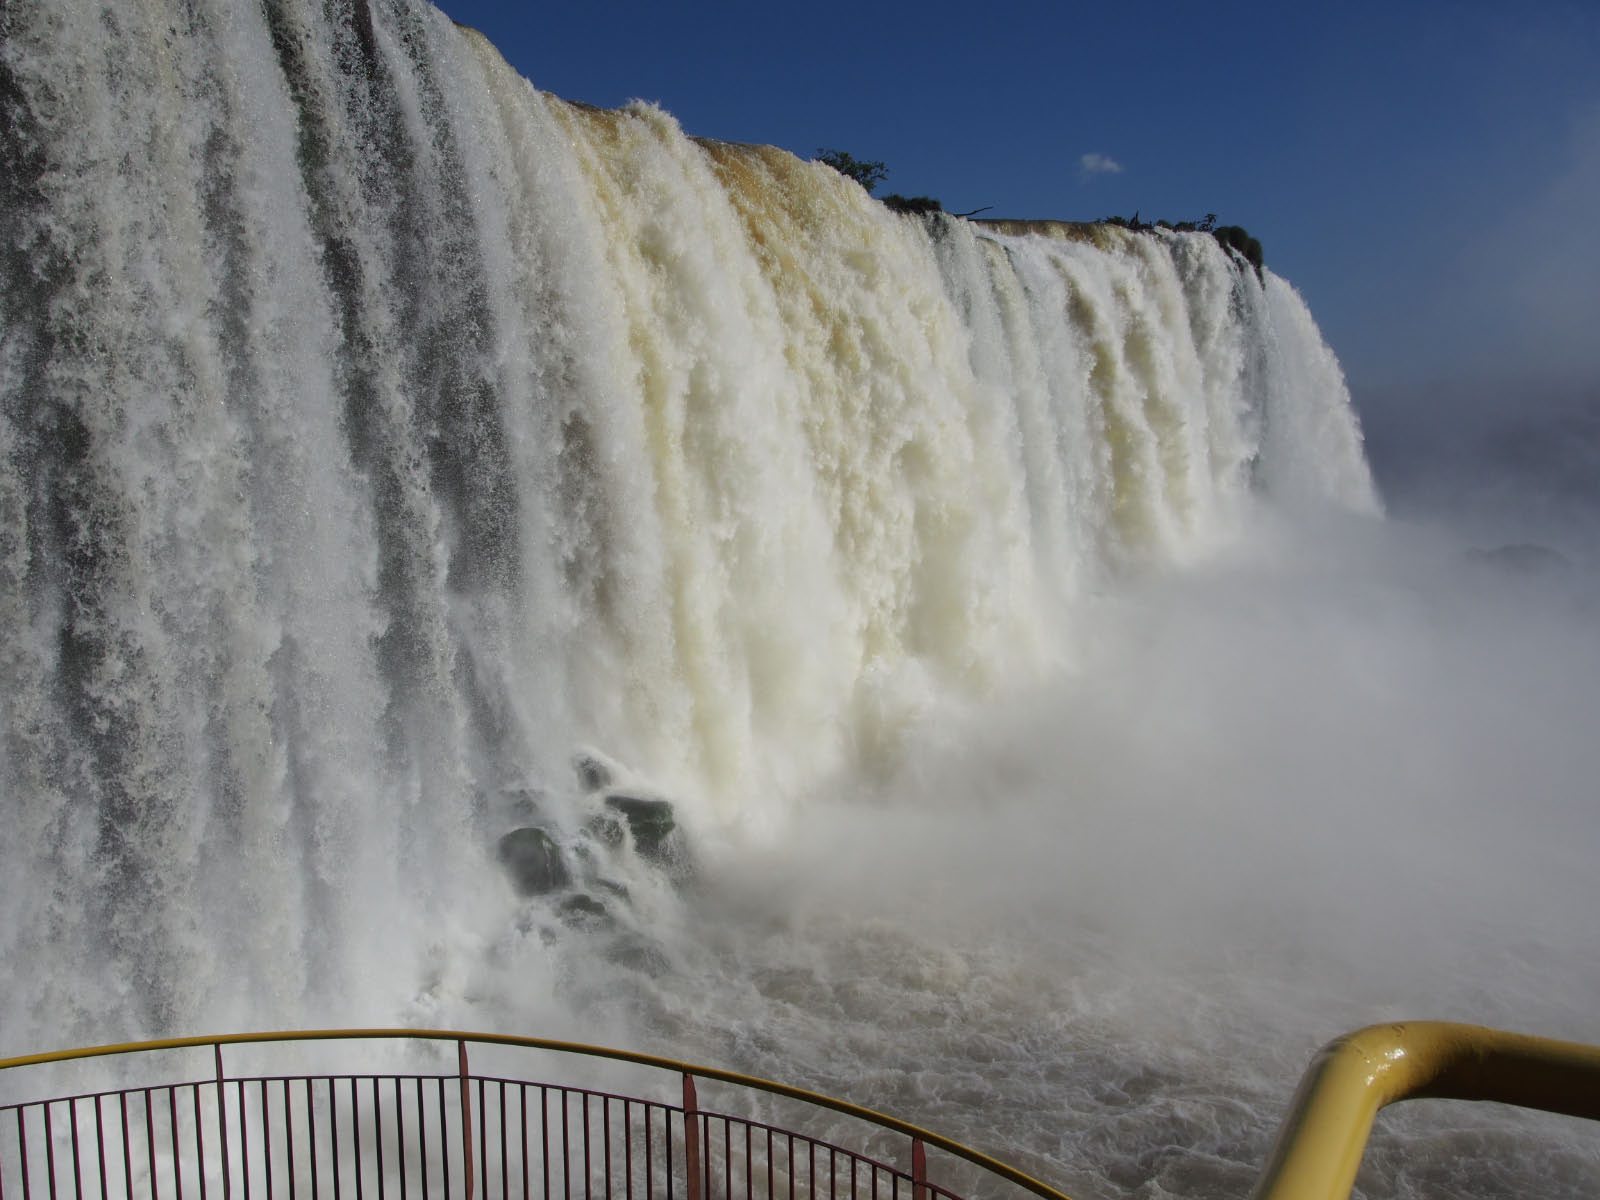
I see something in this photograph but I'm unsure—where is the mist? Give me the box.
[543,493,1600,1199]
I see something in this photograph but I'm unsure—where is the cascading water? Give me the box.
[6,2,1599,1198]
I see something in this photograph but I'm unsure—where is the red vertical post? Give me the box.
[459,1041,476,1200]
[910,1139,927,1200]
[681,1075,702,1200]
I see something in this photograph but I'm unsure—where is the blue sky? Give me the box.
[432,0,1599,448]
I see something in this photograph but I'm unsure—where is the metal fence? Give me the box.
[0,1031,1072,1200]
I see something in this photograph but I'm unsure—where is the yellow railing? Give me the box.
[4,1022,1597,1200]
[1250,1021,1600,1200]
[0,1028,1074,1200]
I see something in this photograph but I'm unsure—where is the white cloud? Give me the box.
[1079,152,1123,177]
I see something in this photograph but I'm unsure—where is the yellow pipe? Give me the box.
[1249,1021,1600,1200]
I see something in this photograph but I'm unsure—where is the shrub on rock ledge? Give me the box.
[882,194,943,215]
[1211,224,1264,275]
[814,149,888,194]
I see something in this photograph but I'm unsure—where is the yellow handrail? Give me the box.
[0,1028,1075,1200]
[9,1021,1597,1200]
[1249,1021,1600,1200]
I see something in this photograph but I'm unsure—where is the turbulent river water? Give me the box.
[3,2,1598,1197]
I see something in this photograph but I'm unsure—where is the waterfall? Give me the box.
[16,6,1600,1200]
[0,0,1376,1048]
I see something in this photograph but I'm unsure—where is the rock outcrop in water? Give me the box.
[497,827,570,895]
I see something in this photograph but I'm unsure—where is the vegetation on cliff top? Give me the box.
[1099,211,1264,275]
[814,149,1262,275]
[881,194,944,215]
[813,150,948,217]
[814,148,888,194]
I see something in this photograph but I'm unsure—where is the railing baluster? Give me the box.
[350,1079,363,1200]
[474,1083,484,1200]
[455,1044,472,1200]
[92,1094,107,1200]
[656,1107,668,1200]
[256,1079,269,1200]
[910,1142,926,1200]
[498,1082,508,1200]
[633,1107,646,1200]
[307,1080,320,1200]
[17,1104,31,1200]
[412,1079,426,1200]
[475,1081,486,1200]
[193,1085,209,1200]
[69,1095,83,1200]
[169,1089,184,1200]
[284,1080,297,1200]
[143,1089,158,1200]
[539,1088,549,1200]
[621,1100,631,1200]
[213,1048,231,1200]
[117,1093,131,1200]
[373,1079,385,1200]
[330,1080,342,1200]
[520,1087,529,1200]
[237,1081,251,1200]
[560,1091,570,1200]
[393,1079,406,1200]
[434,1074,448,1198]
[582,1093,591,1200]
[43,1101,57,1200]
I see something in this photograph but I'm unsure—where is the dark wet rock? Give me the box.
[496,826,570,895]
[605,934,671,976]
[604,794,675,859]
[557,892,611,930]
[573,751,613,792]
[584,810,626,849]
[561,892,607,916]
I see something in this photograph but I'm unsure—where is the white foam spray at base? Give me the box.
[3,1,1597,1196]
[584,512,1600,1200]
